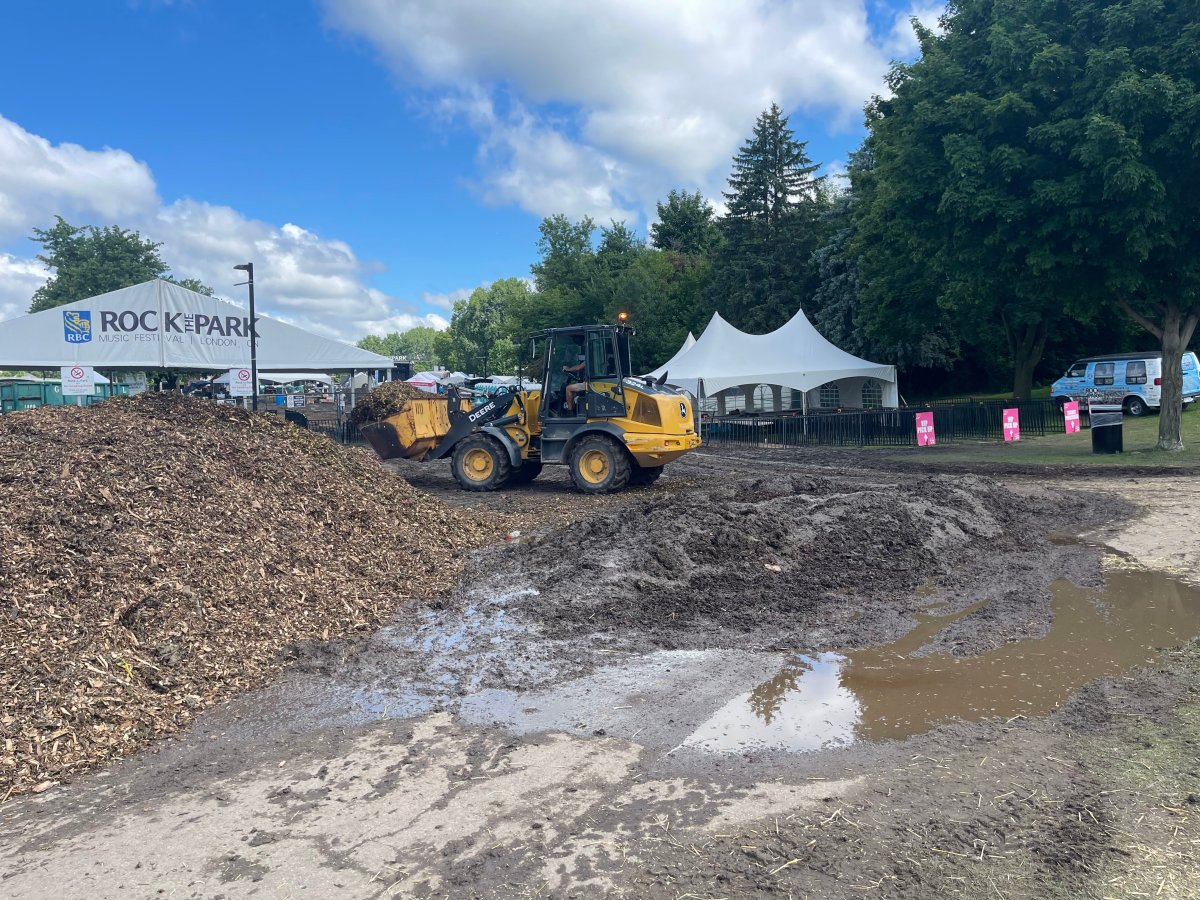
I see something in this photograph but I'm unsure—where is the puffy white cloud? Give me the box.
[0,253,46,323]
[324,0,919,220]
[0,116,158,235]
[0,115,434,342]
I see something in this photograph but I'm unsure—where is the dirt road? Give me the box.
[2,452,1199,898]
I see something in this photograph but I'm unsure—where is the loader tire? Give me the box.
[452,434,512,492]
[569,434,631,494]
[509,461,543,484]
[629,465,664,486]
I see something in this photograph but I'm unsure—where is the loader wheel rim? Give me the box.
[463,447,495,481]
[578,448,610,484]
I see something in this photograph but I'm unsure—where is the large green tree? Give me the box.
[810,191,958,372]
[857,0,1200,448]
[356,325,441,368]
[710,104,826,332]
[650,190,720,256]
[435,279,532,375]
[29,217,169,312]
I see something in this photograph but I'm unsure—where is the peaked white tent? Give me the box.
[0,280,392,371]
[647,310,898,409]
[654,331,696,376]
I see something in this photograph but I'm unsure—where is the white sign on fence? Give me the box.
[120,372,148,395]
[228,367,254,397]
[60,365,96,396]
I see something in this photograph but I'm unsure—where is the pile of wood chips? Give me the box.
[0,394,510,800]
[349,381,432,426]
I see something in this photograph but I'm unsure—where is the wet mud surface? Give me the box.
[4,451,1200,899]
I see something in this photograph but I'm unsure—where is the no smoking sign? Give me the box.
[228,367,254,397]
[60,365,96,396]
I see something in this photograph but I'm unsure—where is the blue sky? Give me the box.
[0,0,940,340]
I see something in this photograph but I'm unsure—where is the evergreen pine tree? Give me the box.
[712,104,824,332]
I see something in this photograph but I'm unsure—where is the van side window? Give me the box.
[1094,362,1115,385]
[1066,362,1087,378]
[1126,360,1147,384]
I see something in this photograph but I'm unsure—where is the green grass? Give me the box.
[910,385,1053,403]
[892,408,1200,467]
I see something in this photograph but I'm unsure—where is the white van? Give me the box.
[1051,351,1200,416]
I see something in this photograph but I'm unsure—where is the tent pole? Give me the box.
[802,391,808,437]
[350,368,356,412]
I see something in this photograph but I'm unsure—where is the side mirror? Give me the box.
[526,338,537,361]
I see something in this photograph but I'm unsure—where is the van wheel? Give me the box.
[452,434,512,491]
[1124,396,1148,417]
[569,435,631,494]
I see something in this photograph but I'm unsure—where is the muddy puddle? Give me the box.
[683,562,1200,753]
[301,559,1200,760]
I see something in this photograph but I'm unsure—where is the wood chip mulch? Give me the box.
[0,394,515,801]
[349,381,432,425]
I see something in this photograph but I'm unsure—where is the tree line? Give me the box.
[16,2,1197,449]
[384,0,1198,451]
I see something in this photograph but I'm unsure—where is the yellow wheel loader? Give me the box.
[359,324,701,494]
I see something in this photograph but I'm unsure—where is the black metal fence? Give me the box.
[283,410,366,445]
[290,398,1070,450]
[701,399,1070,449]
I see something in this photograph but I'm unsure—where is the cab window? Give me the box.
[587,332,618,380]
[1125,360,1147,384]
[1094,362,1115,385]
[1066,362,1087,378]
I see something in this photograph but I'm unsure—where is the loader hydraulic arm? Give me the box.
[427,386,521,460]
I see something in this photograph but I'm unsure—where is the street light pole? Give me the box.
[233,262,258,411]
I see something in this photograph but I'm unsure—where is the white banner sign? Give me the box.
[0,280,392,371]
[228,367,254,397]
[120,372,148,395]
[61,365,96,396]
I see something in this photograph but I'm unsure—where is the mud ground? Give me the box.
[2,450,1200,898]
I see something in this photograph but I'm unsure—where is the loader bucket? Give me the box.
[360,395,466,462]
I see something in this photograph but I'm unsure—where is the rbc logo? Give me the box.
[63,310,92,344]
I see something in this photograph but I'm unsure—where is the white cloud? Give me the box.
[421,286,473,312]
[0,116,158,233]
[0,253,46,323]
[0,114,437,341]
[885,2,946,59]
[324,0,918,221]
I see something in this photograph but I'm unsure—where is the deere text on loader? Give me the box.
[359,324,701,493]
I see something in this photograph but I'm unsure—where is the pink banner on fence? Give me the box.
[1003,407,1020,442]
[915,411,936,446]
[1063,400,1080,434]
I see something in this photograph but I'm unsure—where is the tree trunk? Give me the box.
[1116,297,1200,451]
[1004,319,1048,400]
[1156,305,1194,452]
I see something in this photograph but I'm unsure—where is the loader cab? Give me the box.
[532,325,633,421]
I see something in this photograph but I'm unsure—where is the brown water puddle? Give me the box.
[684,564,1200,753]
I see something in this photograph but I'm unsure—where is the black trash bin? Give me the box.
[1090,409,1123,454]
[284,409,309,429]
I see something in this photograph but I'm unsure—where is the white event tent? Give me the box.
[647,309,899,413]
[0,279,392,372]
